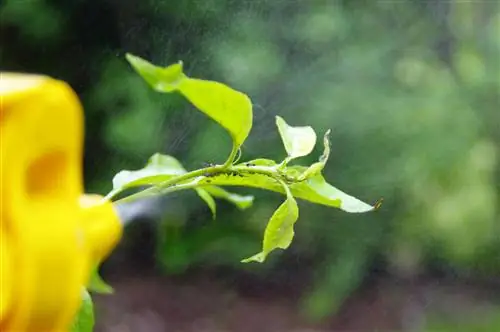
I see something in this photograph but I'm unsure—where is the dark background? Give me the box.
[2,0,499,331]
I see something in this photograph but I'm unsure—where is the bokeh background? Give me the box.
[2,0,499,331]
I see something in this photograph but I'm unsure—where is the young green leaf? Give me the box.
[87,268,113,294]
[242,184,299,263]
[276,116,317,161]
[297,129,331,181]
[126,53,253,146]
[70,289,94,332]
[108,153,185,198]
[195,188,217,219]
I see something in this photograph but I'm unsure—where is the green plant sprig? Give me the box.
[102,53,380,264]
[76,53,380,331]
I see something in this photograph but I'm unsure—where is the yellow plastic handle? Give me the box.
[0,73,122,331]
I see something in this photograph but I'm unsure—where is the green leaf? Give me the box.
[204,186,254,210]
[297,129,331,181]
[109,153,185,198]
[290,174,373,213]
[194,172,374,213]
[126,53,253,146]
[87,268,113,294]
[178,78,253,146]
[70,289,94,332]
[276,116,317,160]
[242,184,299,263]
[195,188,217,219]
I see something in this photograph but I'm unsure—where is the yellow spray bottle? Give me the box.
[0,73,122,331]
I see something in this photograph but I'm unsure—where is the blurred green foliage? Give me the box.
[2,0,499,327]
[70,289,94,332]
[425,307,500,332]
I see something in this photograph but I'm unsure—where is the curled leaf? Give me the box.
[87,268,113,294]
[242,184,299,263]
[276,115,317,161]
[298,129,331,181]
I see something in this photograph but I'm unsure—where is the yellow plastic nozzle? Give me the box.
[0,73,122,331]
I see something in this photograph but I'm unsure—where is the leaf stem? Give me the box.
[223,142,240,168]
[277,157,292,171]
[113,180,203,204]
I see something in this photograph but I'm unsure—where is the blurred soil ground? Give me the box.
[94,266,500,332]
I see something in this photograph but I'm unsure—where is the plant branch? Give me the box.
[113,180,203,204]
[110,161,292,205]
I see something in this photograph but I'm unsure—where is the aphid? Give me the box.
[203,171,217,177]
[374,198,384,210]
[202,161,216,168]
